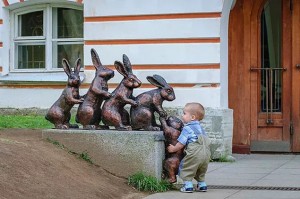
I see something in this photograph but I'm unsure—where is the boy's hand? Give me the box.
[167,144,176,153]
[167,142,185,153]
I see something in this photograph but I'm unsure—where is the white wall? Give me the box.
[0,0,228,109]
[0,87,220,109]
[84,0,223,16]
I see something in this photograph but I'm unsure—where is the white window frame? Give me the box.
[10,3,83,73]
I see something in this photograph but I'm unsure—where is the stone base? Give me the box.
[42,129,165,179]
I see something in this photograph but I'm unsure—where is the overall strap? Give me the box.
[187,124,206,137]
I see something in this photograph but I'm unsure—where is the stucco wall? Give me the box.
[0,0,227,109]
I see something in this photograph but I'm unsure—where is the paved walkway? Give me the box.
[144,154,300,199]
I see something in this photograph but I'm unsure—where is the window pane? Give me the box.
[260,0,282,113]
[57,44,83,68]
[57,8,83,38]
[19,11,43,36]
[18,45,45,69]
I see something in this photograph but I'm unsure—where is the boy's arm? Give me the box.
[167,142,185,153]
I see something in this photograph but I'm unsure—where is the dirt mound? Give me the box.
[0,129,148,199]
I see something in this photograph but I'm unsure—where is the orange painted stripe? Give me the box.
[85,38,220,45]
[85,12,221,22]
[0,19,3,24]
[0,67,2,72]
[0,83,222,89]
[85,64,220,70]
[2,0,9,6]
[20,0,24,2]
[0,42,3,47]
[77,0,83,3]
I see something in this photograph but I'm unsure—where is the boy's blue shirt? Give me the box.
[177,120,207,146]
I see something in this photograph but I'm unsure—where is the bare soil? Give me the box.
[0,129,149,199]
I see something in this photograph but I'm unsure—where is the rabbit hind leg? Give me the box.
[120,109,130,125]
[151,115,162,130]
[165,157,180,183]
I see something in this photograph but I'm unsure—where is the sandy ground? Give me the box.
[0,129,148,199]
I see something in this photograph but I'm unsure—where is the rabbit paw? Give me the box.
[132,101,139,107]
[117,126,132,131]
[104,92,112,99]
[56,124,69,129]
[78,98,84,104]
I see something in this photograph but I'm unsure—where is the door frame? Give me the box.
[291,0,300,151]
[229,0,300,153]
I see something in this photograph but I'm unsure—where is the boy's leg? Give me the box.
[194,161,208,182]
[194,160,209,192]
[178,156,198,193]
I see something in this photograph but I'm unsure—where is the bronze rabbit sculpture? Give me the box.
[159,116,184,183]
[130,74,175,130]
[76,49,114,129]
[101,54,142,130]
[45,58,83,129]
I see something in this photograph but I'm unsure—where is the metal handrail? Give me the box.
[250,67,286,124]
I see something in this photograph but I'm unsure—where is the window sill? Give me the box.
[0,72,85,83]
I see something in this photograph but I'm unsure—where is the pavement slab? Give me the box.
[145,154,300,199]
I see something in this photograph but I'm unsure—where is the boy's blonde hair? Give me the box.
[185,102,205,121]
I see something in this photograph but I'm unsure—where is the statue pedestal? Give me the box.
[42,129,165,179]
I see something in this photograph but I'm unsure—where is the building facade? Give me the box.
[1,0,297,154]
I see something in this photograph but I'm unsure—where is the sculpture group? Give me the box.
[45,48,183,182]
[46,48,176,131]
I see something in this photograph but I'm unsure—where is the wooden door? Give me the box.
[250,0,292,152]
[229,0,300,153]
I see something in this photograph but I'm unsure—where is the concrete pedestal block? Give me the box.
[42,129,165,179]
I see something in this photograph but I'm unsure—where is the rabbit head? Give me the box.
[166,116,183,131]
[91,48,114,82]
[62,58,81,87]
[147,74,175,101]
[115,54,141,88]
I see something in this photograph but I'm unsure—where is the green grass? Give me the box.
[128,172,173,192]
[211,155,235,163]
[79,151,93,164]
[0,115,52,129]
[46,137,65,149]
[46,137,93,164]
[0,115,77,129]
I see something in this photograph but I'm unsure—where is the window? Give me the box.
[11,4,83,71]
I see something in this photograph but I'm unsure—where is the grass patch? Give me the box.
[211,155,235,163]
[0,115,77,129]
[79,151,93,164]
[0,115,52,129]
[128,172,172,192]
[47,137,93,164]
[46,137,65,149]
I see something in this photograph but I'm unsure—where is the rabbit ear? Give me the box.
[153,74,168,86]
[114,60,129,77]
[147,74,168,88]
[123,54,132,74]
[91,48,103,70]
[74,58,81,74]
[62,58,71,77]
